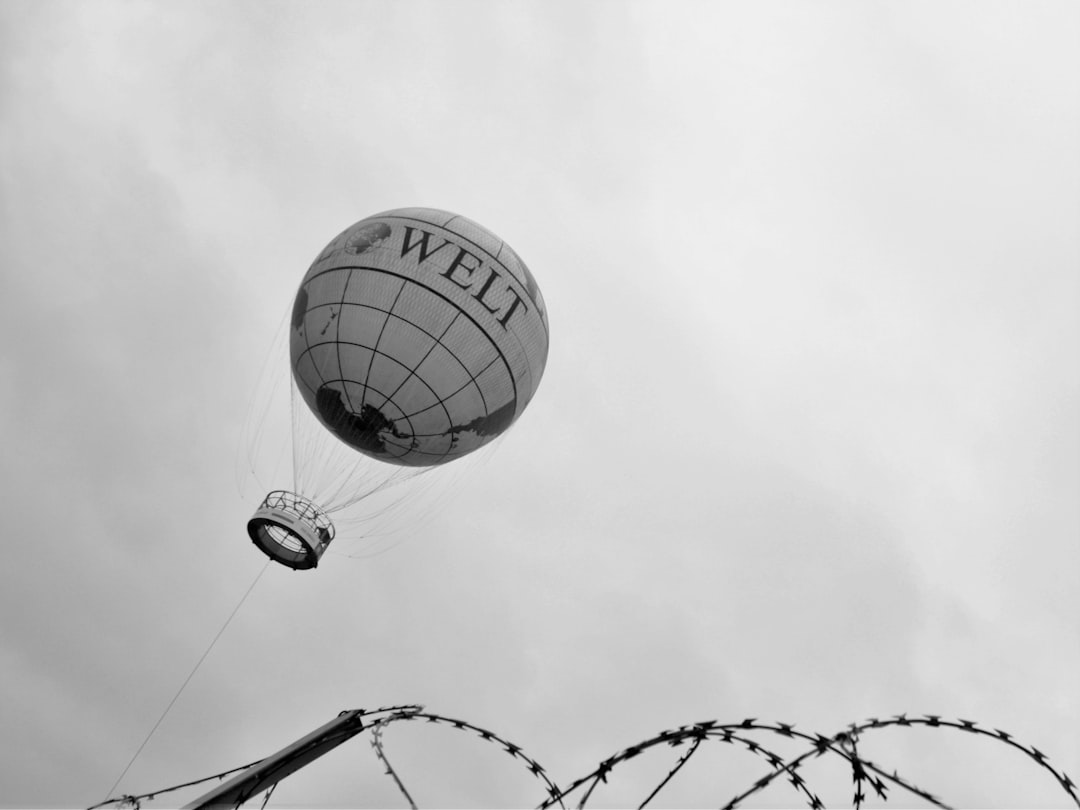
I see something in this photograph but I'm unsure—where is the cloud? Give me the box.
[1,2,1076,807]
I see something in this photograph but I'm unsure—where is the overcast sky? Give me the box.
[1,1,1078,808]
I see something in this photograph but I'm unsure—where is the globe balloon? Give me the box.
[246,208,549,569]
[290,207,549,467]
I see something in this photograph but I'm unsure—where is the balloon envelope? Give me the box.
[290,208,549,467]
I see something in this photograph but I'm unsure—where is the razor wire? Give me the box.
[89,709,1079,809]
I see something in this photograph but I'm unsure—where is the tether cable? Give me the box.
[101,560,271,803]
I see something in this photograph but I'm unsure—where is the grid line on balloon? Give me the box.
[396,353,503,424]
[301,233,544,409]
[381,308,462,411]
[356,273,407,420]
[291,265,518,464]
[297,285,501,418]
[336,267,361,419]
[369,276,457,460]
[295,337,490,425]
[296,345,456,462]
[394,213,547,405]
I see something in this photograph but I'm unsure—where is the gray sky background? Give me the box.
[1,1,1077,807]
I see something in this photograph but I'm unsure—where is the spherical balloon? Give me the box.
[290,208,549,467]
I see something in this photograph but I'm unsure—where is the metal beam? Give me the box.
[182,709,370,809]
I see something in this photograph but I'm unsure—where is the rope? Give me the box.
[100,560,270,803]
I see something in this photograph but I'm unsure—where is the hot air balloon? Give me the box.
[247,208,549,569]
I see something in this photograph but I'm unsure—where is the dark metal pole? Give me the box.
[182,710,369,809]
